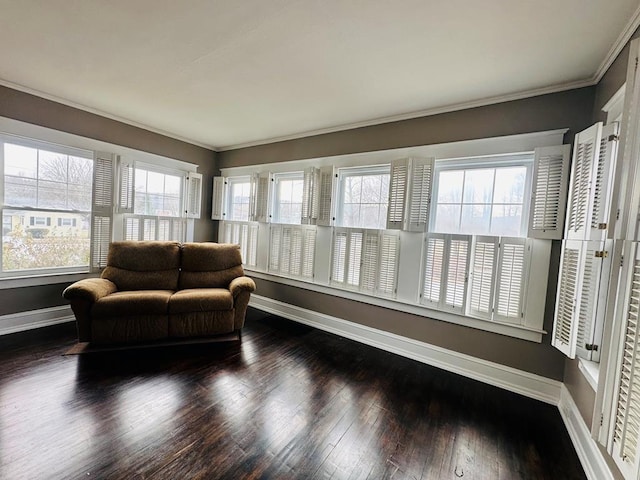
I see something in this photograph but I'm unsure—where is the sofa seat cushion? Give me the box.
[169,288,233,313]
[92,290,174,317]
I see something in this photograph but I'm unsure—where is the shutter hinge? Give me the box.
[597,223,607,230]
[585,343,599,352]
[608,134,619,142]
[616,209,621,221]
[600,413,604,427]
[621,255,625,267]
[595,251,608,258]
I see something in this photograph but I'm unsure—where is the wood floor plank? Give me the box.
[0,309,586,480]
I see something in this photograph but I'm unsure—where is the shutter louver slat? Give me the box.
[469,237,498,319]
[269,225,282,272]
[528,145,571,239]
[317,167,334,226]
[360,232,379,293]
[378,232,399,296]
[90,152,114,271]
[185,172,203,218]
[143,218,156,240]
[212,177,226,220]
[407,157,435,232]
[553,242,580,356]
[332,230,348,284]
[495,238,527,323]
[590,122,619,241]
[254,174,271,223]
[422,235,445,305]
[118,159,134,213]
[158,219,170,241]
[301,228,316,278]
[281,227,292,274]
[347,232,363,287]
[247,224,259,267]
[445,237,470,311]
[290,228,303,276]
[613,250,640,471]
[387,158,409,229]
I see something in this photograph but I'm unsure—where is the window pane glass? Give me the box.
[491,204,523,236]
[461,204,491,234]
[275,176,303,224]
[437,171,463,202]
[433,204,461,233]
[493,167,526,203]
[338,169,389,229]
[2,209,90,271]
[229,181,250,221]
[134,168,182,217]
[462,169,494,203]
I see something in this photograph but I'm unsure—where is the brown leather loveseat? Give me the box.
[63,241,256,344]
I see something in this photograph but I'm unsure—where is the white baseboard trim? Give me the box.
[559,385,614,480]
[249,294,562,405]
[0,305,74,336]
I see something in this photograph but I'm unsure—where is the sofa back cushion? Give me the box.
[179,242,245,289]
[101,241,181,291]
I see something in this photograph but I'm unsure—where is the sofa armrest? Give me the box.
[63,278,118,303]
[229,276,256,297]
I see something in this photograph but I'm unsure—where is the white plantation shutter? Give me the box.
[269,225,282,272]
[239,223,249,262]
[211,176,226,220]
[252,173,271,223]
[317,166,335,227]
[378,232,400,296]
[117,157,134,213]
[406,157,435,232]
[552,240,582,357]
[124,216,140,240]
[421,234,446,307]
[331,229,348,284]
[347,231,363,287]
[158,219,170,240]
[90,152,115,271]
[360,232,379,293]
[528,144,571,239]
[611,242,640,478]
[575,240,611,361]
[143,218,156,240]
[301,228,316,279]
[494,237,528,323]
[566,123,602,239]
[552,239,611,360]
[171,218,186,242]
[185,172,203,218]
[281,227,292,274]
[302,167,320,225]
[469,236,499,320]
[387,158,409,229]
[246,224,259,267]
[590,122,620,241]
[223,221,233,244]
[443,235,471,312]
[290,227,303,276]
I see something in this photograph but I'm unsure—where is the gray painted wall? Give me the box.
[219,88,597,380]
[0,86,217,315]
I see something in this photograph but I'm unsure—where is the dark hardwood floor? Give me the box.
[0,308,585,480]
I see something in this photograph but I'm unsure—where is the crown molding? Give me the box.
[0,79,217,151]
[593,3,640,84]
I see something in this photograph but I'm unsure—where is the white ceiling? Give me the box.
[1,0,639,150]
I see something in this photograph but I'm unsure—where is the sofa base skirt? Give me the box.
[168,310,235,338]
[91,314,168,344]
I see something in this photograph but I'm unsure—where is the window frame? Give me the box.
[271,171,305,225]
[430,153,534,238]
[335,164,391,230]
[0,134,94,277]
[225,175,252,222]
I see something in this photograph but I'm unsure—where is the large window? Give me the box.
[226,177,251,222]
[432,155,532,237]
[273,172,304,224]
[1,138,93,275]
[336,166,390,229]
[134,168,182,217]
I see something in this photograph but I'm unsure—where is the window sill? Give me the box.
[245,268,546,342]
[0,271,95,289]
[578,358,599,391]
